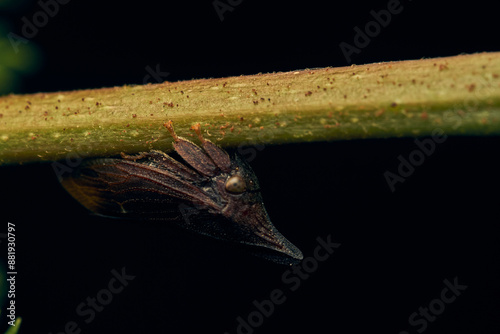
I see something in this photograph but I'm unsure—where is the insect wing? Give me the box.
[60,158,220,220]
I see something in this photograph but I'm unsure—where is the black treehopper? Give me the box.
[60,121,303,265]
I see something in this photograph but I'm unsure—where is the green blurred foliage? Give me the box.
[0,0,31,10]
[0,2,42,95]
[3,318,21,334]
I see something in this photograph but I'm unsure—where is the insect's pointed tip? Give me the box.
[252,224,304,265]
[256,241,304,266]
[278,237,304,263]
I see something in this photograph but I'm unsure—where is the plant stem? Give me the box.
[1,52,499,165]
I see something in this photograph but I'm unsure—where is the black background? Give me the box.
[1,0,499,333]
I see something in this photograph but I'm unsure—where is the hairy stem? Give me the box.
[1,52,499,165]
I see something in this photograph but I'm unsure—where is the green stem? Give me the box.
[1,52,499,165]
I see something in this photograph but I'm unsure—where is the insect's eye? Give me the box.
[225,175,247,194]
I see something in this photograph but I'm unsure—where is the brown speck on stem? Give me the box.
[253,100,259,105]
[466,84,476,92]
[375,109,385,117]
[82,98,85,101]
[239,117,244,121]
[132,114,137,118]
[439,64,449,71]
[55,106,58,109]
[420,111,429,120]
[305,91,312,97]
[248,124,252,128]
[390,102,398,107]
[0,114,3,118]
